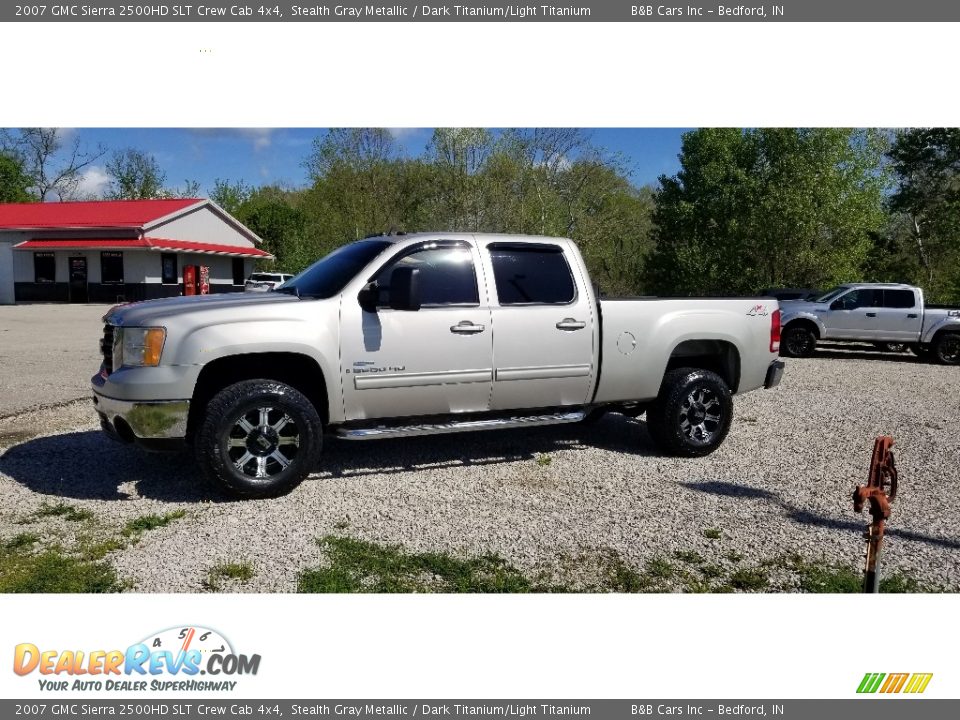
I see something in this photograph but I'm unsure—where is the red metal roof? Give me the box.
[14,237,272,259]
[0,199,202,229]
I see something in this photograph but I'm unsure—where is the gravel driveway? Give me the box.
[0,304,957,592]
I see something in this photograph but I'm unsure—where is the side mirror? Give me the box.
[358,282,379,313]
[389,267,421,311]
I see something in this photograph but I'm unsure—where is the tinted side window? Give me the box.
[837,288,880,310]
[883,289,916,309]
[489,245,575,305]
[374,245,479,306]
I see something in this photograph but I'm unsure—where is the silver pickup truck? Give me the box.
[92,233,784,497]
[779,282,960,364]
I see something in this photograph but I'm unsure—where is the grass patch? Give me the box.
[729,568,769,591]
[725,550,743,563]
[704,528,722,540]
[673,550,705,565]
[0,543,123,593]
[80,537,126,561]
[205,561,255,590]
[699,564,725,579]
[4,533,40,551]
[646,557,675,580]
[299,536,536,593]
[787,556,934,593]
[535,454,552,467]
[35,502,93,523]
[122,510,186,537]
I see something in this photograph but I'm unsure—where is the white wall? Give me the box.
[151,206,257,248]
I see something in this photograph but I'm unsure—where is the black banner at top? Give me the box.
[3,1,960,22]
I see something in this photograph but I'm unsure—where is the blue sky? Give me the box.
[54,128,690,198]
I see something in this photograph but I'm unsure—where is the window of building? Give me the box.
[161,253,178,285]
[34,252,56,283]
[488,244,575,305]
[232,258,245,286]
[373,244,479,307]
[882,289,916,309]
[101,252,124,285]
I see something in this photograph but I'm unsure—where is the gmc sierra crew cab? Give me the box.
[92,233,785,497]
[779,282,960,363]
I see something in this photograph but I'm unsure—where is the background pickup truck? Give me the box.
[778,282,960,364]
[92,233,784,497]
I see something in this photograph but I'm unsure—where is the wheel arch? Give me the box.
[783,317,821,339]
[187,352,329,441]
[663,339,741,393]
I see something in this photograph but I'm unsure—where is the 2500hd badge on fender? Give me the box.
[92,233,784,497]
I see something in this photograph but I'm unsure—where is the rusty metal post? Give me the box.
[853,436,898,593]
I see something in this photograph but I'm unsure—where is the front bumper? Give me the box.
[764,360,785,389]
[92,390,189,448]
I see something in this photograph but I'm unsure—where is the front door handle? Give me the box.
[865,312,877,317]
[450,320,485,334]
[907,313,918,318]
[556,318,586,331]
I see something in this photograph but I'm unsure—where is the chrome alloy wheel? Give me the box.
[226,406,300,479]
[679,387,722,445]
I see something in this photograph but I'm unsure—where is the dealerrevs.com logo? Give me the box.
[13,626,261,692]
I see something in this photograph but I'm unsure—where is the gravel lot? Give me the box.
[0,304,958,592]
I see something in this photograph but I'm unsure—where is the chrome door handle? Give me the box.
[450,321,485,334]
[556,318,586,331]
[865,312,877,317]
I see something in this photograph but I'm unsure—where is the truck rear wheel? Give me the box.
[196,379,323,498]
[646,368,733,457]
[933,332,960,365]
[781,325,817,358]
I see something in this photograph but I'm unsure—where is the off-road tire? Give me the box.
[646,368,733,457]
[933,332,960,366]
[196,379,323,498]
[781,325,817,358]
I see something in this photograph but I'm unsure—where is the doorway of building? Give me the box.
[68,256,88,303]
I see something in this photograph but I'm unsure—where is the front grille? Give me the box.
[100,324,115,375]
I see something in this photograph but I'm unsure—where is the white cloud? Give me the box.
[387,128,423,140]
[75,165,111,199]
[188,128,275,151]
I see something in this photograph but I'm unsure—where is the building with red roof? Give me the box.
[0,198,273,304]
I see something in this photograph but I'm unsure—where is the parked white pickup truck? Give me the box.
[92,233,784,497]
[779,282,960,364]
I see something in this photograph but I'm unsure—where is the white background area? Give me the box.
[1,19,958,700]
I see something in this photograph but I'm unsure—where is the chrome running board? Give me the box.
[336,410,586,440]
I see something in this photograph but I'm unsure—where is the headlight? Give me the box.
[114,327,166,368]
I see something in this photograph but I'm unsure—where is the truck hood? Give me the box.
[779,300,827,317]
[104,292,302,327]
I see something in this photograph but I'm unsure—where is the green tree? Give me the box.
[105,148,167,199]
[233,185,307,271]
[0,152,32,202]
[210,178,253,214]
[888,128,960,301]
[645,128,889,295]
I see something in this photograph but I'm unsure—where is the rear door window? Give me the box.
[488,244,575,305]
[882,289,916,309]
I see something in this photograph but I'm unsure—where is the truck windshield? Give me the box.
[276,239,393,298]
[815,286,849,303]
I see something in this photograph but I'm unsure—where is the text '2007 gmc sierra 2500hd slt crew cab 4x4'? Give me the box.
[92,233,785,497]
[778,282,960,363]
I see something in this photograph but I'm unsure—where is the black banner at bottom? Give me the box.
[2,700,956,719]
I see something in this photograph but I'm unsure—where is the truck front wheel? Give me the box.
[646,368,733,457]
[196,379,323,498]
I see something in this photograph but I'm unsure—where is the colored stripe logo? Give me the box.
[857,672,933,694]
